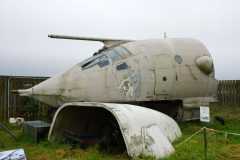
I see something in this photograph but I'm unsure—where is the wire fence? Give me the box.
[176,127,240,159]
[0,76,50,122]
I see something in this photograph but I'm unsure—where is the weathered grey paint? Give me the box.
[18,38,218,109]
[15,36,218,157]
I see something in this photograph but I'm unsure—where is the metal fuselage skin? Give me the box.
[21,38,218,112]
[17,37,218,157]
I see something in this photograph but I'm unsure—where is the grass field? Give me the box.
[0,104,240,160]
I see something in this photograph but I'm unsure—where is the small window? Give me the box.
[116,62,129,70]
[113,46,131,58]
[175,55,182,64]
[82,54,108,69]
[79,55,98,67]
[99,60,110,68]
[106,50,122,62]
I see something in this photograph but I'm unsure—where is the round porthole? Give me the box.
[175,55,182,64]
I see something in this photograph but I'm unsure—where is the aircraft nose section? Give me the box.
[23,65,83,107]
[30,74,64,106]
[15,73,65,107]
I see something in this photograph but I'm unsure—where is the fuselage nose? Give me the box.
[27,65,84,107]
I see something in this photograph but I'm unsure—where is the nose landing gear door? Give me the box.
[153,54,174,95]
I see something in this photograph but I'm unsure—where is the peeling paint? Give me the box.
[121,123,129,131]
[57,88,65,95]
[129,135,142,147]
[144,133,155,146]
[185,65,197,80]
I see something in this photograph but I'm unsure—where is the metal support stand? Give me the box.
[0,123,19,141]
[203,127,207,160]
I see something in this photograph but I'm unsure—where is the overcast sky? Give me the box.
[0,0,239,80]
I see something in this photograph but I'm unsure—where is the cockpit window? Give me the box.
[106,50,122,62]
[113,46,132,58]
[116,62,129,70]
[81,54,109,69]
[79,46,131,70]
[98,60,110,68]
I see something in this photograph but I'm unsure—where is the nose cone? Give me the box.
[17,73,63,107]
[32,74,63,106]
[17,64,89,107]
[18,88,33,96]
[23,65,84,107]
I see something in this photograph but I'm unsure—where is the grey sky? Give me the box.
[0,0,239,80]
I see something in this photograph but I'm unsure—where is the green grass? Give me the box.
[1,104,240,160]
[164,104,240,160]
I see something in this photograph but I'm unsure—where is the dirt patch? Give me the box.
[55,148,67,158]
[222,144,240,159]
